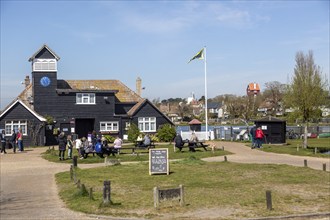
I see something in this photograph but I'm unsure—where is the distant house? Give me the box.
[207,102,225,118]
[0,44,173,146]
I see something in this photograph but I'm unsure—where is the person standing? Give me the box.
[255,127,265,148]
[1,130,7,154]
[250,125,256,149]
[10,130,17,153]
[174,133,183,152]
[66,135,73,159]
[16,128,24,152]
[58,132,67,160]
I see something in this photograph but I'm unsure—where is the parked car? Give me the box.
[300,133,317,139]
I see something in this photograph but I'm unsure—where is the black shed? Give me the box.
[254,117,286,144]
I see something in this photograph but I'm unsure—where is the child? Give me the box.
[66,135,73,159]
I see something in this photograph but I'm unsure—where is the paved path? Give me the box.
[0,142,329,220]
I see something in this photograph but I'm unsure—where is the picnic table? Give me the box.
[175,139,209,152]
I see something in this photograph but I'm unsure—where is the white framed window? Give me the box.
[138,117,156,132]
[100,121,119,132]
[33,59,57,71]
[76,93,95,104]
[5,120,27,136]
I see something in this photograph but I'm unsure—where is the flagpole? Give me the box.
[204,46,208,140]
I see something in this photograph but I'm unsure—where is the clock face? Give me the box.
[40,76,51,87]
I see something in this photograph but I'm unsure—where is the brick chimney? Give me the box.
[136,77,142,97]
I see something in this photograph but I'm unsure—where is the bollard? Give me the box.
[224,156,227,162]
[70,165,73,181]
[266,190,272,210]
[89,187,93,200]
[153,187,159,208]
[73,156,78,167]
[222,146,224,151]
[304,159,308,167]
[103,180,111,204]
[179,184,185,206]
[296,144,299,152]
[323,163,326,171]
[314,147,317,154]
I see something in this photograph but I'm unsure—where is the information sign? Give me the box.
[149,148,169,175]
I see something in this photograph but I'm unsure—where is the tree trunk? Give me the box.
[303,124,308,148]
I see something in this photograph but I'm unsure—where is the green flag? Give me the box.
[188,48,204,63]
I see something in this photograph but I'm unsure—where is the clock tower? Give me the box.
[29,44,60,114]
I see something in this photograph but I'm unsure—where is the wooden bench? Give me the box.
[120,143,156,154]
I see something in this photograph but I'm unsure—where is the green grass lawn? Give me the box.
[42,144,230,164]
[56,158,330,219]
[259,138,330,158]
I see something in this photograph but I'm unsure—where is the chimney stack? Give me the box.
[24,75,30,88]
[136,77,142,97]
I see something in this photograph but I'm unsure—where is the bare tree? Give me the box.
[285,51,328,148]
[263,81,286,116]
[28,120,45,146]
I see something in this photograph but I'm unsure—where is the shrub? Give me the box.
[157,124,176,142]
[127,123,140,143]
[103,135,115,143]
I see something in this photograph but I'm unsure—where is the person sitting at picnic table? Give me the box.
[136,134,143,146]
[139,134,151,148]
[189,132,198,152]
[95,138,115,157]
[114,136,122,149]
[174,133,183,152]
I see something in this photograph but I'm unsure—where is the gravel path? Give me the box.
[0,142,329,220]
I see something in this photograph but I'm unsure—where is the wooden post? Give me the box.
[77,179,81,188]
[153,187,159,208]
[70,165,73,181]
[314,147,317,154]
[73,156,78,167]
[304,159,308,167]
[73,172,77,183]
[224,156,227,162]
[103,180,111,204]
[89,187,93,200]
[266,190,272,210]
[296,144,299,152]
[323,163,326,171]
[222,146,224,151]
[179,185,184,206]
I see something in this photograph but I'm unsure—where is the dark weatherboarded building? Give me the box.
[0,45,173,146]
[254,116,286,144]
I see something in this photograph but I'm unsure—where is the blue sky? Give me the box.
[1,1,329,109]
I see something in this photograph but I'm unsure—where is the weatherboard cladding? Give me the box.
[0,101,45,146]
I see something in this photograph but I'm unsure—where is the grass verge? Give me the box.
[56,158,330,219]
[258,138,330,158]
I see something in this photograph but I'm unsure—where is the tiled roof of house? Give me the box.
[188,119,202,125]
[127,99,146,116]
[59,80,143,103]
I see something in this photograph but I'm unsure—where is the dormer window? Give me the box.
[76,93,95,104]
[33,59,57,71]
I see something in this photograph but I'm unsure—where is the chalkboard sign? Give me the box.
[149,148,169,175]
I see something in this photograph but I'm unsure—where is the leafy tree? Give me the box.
[285,51,328,148]
[157,124,176,142]
[127,123,140,143]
